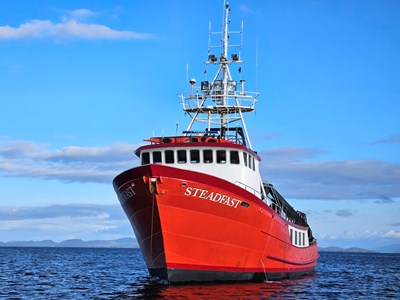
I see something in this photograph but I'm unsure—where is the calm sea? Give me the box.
[0,247,399,299]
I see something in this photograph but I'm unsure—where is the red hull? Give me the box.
[113,164,318,282]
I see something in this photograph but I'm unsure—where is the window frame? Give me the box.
[152,151,162,164]
[230,150,240,164]
[177,150,187,164]
[203,149,213,163]
[190,149,200,163]
[216,150,227,164]
[141,152,150,165]
[165,150,174,164]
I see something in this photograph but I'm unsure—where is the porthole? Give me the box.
[240,202,250,208]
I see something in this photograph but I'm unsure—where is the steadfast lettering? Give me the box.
[184,186,241,208]
[118,185,136,205]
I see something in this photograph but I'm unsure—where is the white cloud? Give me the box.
[0,215,116,232]
[39,144,134,163]
[1,140,399,201]
[0,140,138,183]
[336,209,353,217]
[67,8,96,20]
[0,9,153,40]
[51,20,150,40]
[0,20,52,39]
[384,230,400,239]
[0,204,124,221]
[371,135,400,145]
[318,229,391,242]
[0,204,132,242]
[260,146,400,200]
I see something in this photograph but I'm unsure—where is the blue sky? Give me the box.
[0,0,399,251]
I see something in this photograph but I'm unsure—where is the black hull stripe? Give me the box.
[149,267,315,283]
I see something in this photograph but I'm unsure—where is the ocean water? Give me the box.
[0,248,399,299]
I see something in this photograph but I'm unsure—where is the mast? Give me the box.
[179,2,259,150]
[221,2,230,133]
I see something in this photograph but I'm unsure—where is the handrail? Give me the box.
[235,181,261,198]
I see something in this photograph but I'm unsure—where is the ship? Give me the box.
[113,2,318,283]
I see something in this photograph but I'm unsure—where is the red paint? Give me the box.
[114,164,318,282]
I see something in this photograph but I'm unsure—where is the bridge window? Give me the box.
[165,150,174,164]
[252,156,255,171]
[295,231,298,245]
[153,151,162,164]
[141,152,150,165]
[216,150,226,164]
[290,228,293,244]
[177,150,187,163]
[230,151,239,164]
[190,149,200,163]
[243,152,248,167]
[248,155,252,169]
[203,149,213,163]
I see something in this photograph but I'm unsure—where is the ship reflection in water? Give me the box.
[132,278,311,299]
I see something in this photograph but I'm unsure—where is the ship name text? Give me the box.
[118,185,136,205]
[184,186,241,208]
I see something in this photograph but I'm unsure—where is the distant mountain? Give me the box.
[0,240,58,248]
[0,238,138,248]
[318,246,376,253]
